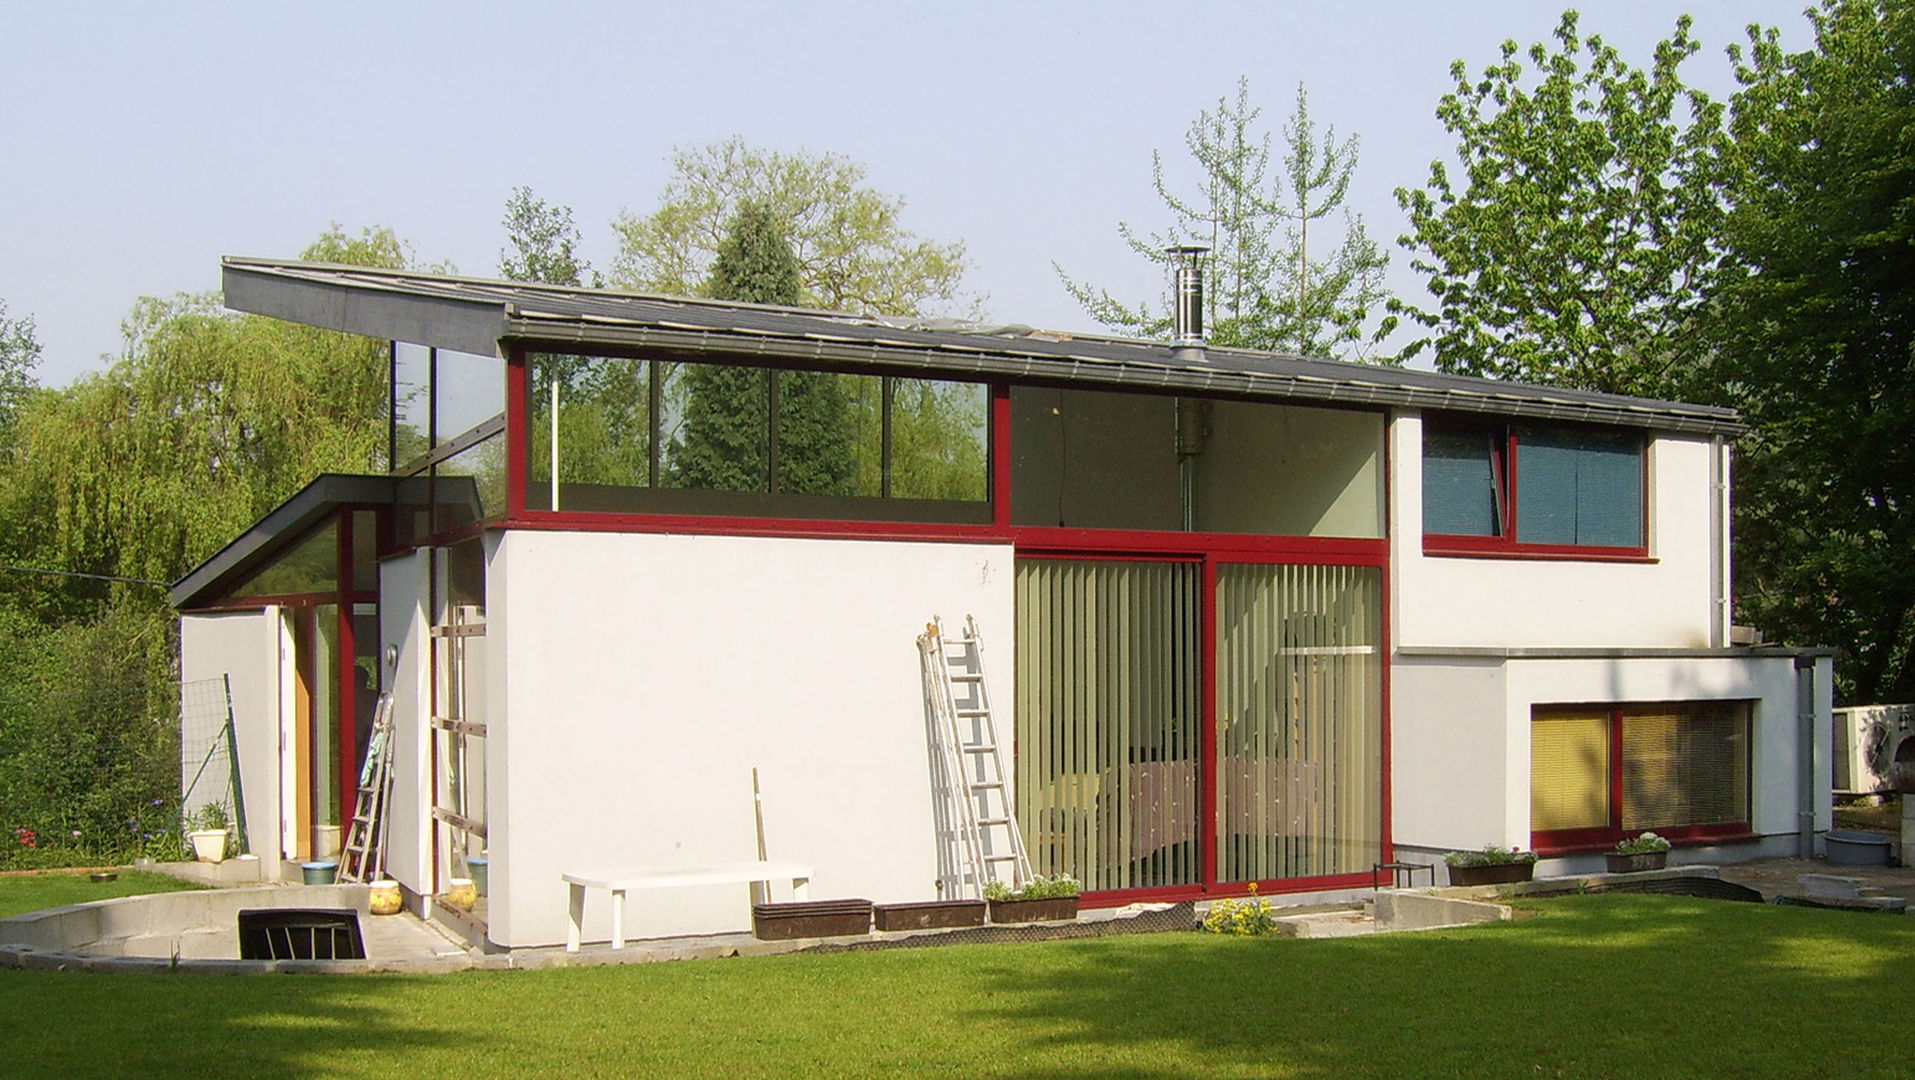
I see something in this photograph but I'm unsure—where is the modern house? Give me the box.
[174,257,1834,950]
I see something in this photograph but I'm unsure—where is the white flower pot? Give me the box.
[188,829,228,863]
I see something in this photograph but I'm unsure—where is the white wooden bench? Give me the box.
[562,861,813,951]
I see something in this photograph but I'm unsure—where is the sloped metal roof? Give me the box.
[221,256,1744,435]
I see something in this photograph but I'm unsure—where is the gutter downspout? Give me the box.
[1797,653,1818,858]
[1709,436,1730,648]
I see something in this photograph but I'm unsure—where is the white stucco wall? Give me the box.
[180,610,282,871]
[1393,652,1832,854]
[379,550,431,900]
[487,530,1015,948]
[1390,411,1723,649]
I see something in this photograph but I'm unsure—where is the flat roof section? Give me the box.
[221,257,1745,437]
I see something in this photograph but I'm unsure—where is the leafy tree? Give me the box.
[666,202,794,492]
[1712,0,1915,701]
[0,226,411,864]
[1058,79,1391,360]
[1392,11,1730,397]
[0,300,42,442]
[500,186,597,287]
[302,222,429,272]
[612,138,970,316]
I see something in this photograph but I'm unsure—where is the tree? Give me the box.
[1057,79,1391,360]
[0,226,413,864]
[612,138,969,317]
[1711,0,1915,701]
[500,186,597,287]
[666,201,859,494]
[1393,11,1730,397]
[0,300,42,448]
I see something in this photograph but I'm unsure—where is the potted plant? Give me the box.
[1606,831,1672,873]
[1444,845,1538,886]
[985,874,1081,922]
[185,802,232,864]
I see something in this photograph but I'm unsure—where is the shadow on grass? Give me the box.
[967,894,1915,1080]
[0,969,488,1080]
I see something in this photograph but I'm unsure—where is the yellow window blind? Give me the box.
[1531,711,1611,831]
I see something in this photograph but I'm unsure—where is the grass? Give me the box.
[0,870,202,919]
[3,889,1914,1078]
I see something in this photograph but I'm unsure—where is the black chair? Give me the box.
[237,908,366,960]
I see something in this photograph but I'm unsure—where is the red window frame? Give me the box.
[1530,704,1755,856]
[1422,421,1652,562]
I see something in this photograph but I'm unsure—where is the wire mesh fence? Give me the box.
[178,675,245,853]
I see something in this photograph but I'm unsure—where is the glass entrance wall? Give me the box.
[1214,564,1383,882]
[1015,559,1203,892]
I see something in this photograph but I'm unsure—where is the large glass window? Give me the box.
[1214,564,1383,882]
[1423,421,1645,553]
[1530,702,1751,849]
[1009,388,1384,537]
[1016,560,1203,892]
[527,352,989,522]
[1015,557,1383,895]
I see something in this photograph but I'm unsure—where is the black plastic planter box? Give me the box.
[987,896,1079,923]
[873,899,987,931]
[751,899,872,940]
[1446,862,1535,886]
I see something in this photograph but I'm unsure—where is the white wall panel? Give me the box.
[489,531,1014,948]
[379,551,431,899]
[1390,413,1719,649]
[180,611,281,872]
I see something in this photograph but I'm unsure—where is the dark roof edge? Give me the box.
[171,474,396,608]
[223,260,508,358]
[508,317,1747,436]
[219,257,1745,437]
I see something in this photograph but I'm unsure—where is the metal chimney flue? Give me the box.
[1166,245,1208,363]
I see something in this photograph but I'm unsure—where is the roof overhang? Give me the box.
[170,474,396,609]
[221,257,1745,436]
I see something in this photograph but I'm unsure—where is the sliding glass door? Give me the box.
[1015,560,1203,892]
[1016,557,1382,896]
[1214,563,1382,882]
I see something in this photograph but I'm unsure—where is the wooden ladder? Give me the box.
[336,694,395,884]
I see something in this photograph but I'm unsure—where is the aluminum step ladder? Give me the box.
[919,615,1031,899]
[337,694,396,884]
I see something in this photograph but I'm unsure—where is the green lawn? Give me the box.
[3,891,1912,1078]
[0,870,201,919]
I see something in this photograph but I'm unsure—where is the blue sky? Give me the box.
[2,1,1814,386]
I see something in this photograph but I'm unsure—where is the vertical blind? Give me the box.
[1015,560,1203,891]
[1214,564,1382,882]
[1423,428,1502,536]
[1516,428,1643,547]
[1530,711,1612,832]
[1016,558,1383,892]
[1622,705,1749,830]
